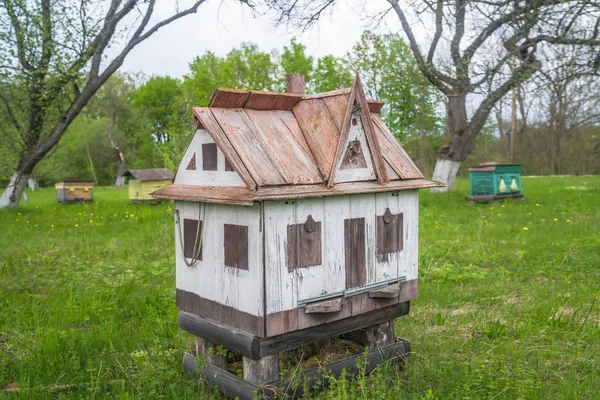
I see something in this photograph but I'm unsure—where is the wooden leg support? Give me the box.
[196,337,228,370]
[342,319,395,348]
[242,354,279,384]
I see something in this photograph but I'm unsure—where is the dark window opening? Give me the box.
[186,153,197,170]
[287,215,322,270]
[202,143,218,171]
[184,218,203,259]
[224,157,235,172]
[224,224,249,270]
[376,208,403,254]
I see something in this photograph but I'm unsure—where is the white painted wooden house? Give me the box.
[154,76,443,338]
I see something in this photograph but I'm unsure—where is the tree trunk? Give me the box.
[105,113,127,187]
[431,94,474,192]
[0,172,30,208]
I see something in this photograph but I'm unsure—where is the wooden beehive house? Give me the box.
[154,74,444,398]
[120,168,174,203]
[54,181,95,203]
[467,162,523,202]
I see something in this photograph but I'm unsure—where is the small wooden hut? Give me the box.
[54,181,95,203]
[467,162,523,202]
[153,74,444,398]
[120,168,173,203]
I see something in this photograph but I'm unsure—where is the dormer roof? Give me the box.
[153,75,443,205]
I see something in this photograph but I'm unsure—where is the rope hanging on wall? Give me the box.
[174,202,205,267]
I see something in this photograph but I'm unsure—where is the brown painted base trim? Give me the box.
[182,339,410,399]
[176,289,265,337]
[265,279,417,337]
[176,279,417,340]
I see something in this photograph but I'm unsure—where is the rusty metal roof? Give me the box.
[122,168,174,181]
[153,75,444,204]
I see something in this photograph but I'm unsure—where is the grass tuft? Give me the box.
[1,176,599,398]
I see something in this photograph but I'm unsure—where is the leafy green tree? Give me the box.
[346,32,442,139]
[0,0,215,208]
[313,55,353,93]
[280,38,314,90]
[184,44,277,107]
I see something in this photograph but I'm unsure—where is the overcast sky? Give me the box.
[120,0,401,78]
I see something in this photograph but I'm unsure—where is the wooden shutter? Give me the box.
[183,218,203,259]
[202,143,218,171]
[344,217,366,288]
[376,208,403,254]
[287,215,322,270]
[224,224,249,270]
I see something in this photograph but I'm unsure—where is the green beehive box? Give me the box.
[469,163,522,196]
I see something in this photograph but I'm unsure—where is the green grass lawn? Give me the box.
[1,177,599,399]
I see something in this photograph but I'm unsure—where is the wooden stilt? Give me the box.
[342,319,395,348]
[196,337,228,370]
[242,354,279,384]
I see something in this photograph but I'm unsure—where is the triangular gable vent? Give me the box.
[328,75,388,186]
[186,153,197,170]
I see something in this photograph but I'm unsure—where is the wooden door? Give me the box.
[344,217,366,289]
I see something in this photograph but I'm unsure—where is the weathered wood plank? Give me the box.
[301,87,351,99]
[153,184,254,206]
[209,88,250,108]
[254,180,443,200]
[178,311,261,359]
[368,100,385,114]
[243,354,279,384]
[244,91,303,110]
[304,298,343,314]
[260,301,410,357]
[368,283,401,298]
[292,98,340,179]
[321,93,350,131]
[211,107,285,186]
[192,108,257,189]
[344,217,367,289]
[182,354,274,400]
[372,114,424,179]
[244,109,323,185]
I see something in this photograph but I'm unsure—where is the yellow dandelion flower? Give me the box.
[130,214,134,218]
[89,219,93,223]
[75,224,79,227]
[528,212,532,215]
[490,207,494,210]
[554,218,558,222]
[541,219,545,222]
[125,215,129,218]
[51,224,55,228]
[522,227,529,231]
[535,203,540,207]
[26,221,29,224]
[567,219,572,223]
[501,204,505,208]
[17,212,21,215]
[497,214,502,216]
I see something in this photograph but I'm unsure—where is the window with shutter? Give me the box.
[202,143,218,171]
[376,208,403,254]
[224,224,249,270]
[183,218,203,259]
[287,215,322,270]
